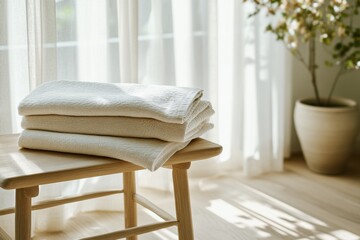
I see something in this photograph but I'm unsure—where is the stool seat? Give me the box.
[0,134,222,240]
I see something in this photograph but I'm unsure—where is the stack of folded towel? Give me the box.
[18,81,214,171]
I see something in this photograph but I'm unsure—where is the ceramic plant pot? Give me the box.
[294,97,359,174]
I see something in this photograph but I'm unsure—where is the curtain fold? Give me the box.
[141,0,166,85]
[26,0,43,89]
[26,0,57,89]
[117,0,138,83]
[241,4,291,176]
[0,0,29,134]
[171,0,195,87]
[76,0,108,82]
[0,0,291,235]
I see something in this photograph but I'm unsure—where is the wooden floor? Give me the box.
[14,157,360,239]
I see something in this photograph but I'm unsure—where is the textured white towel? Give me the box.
[22,101,214,142]
[18,126,213,171]
[18,81,202,124]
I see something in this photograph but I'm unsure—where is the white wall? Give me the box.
[291,45,360,154]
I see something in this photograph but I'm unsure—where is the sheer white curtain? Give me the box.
[0,0,291,234]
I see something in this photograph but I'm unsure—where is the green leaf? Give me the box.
[345,60,355,69]
[266,24,273,32]
[325,60,334,67]
[335,42,343,50]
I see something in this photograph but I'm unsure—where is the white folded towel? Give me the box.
[22,101,214,142]
[18,81,203,124]
[18,128,211,171]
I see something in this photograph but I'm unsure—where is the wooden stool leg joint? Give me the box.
[172,164,194,240]
[123,171,137,240]
[15,186,39,240]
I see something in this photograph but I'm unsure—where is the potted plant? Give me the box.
[244,0,360,174]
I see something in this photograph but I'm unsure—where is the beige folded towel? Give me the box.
[22,101,214,142]
[18,128,211,171]
[18,81,215,170]
[18,81,203,124]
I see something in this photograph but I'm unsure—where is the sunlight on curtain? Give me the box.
[172,0,195,87]
[76,0,108,82]
[217,0,242,167]
[0,0,291,234]
[0,0,29,134]
[118,0,138,82]
[241,3,292,176]
[140,0,166,85]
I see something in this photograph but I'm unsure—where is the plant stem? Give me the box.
[326,66,343,105]
[325,3,359,105]
[325,3,358,105]
[294,48,309,70]
[309,37,321,105]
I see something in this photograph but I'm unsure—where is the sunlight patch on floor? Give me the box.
[205,181,359,240]
[206,197,360,240]
[206,199,272,238]
[201,175,360,240]
[238,182,328,227]
[142,208,178,240]
[297,229,360,240]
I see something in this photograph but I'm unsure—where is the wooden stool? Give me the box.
[0,134,222,240]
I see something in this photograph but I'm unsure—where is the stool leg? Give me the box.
[15,186,39,240]
[172,163,194,240]
[123,171,137,240]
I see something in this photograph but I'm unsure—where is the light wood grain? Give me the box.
[123,171,137,240]
[172,163,194,240]
[0,135,222,190]
[0,134,222,240]
[0,190,124,216]
[80,220,178,240]
[15,186,39,240]
[0,226,12,240]
[134,193,175,221]
[26,156,359,240]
